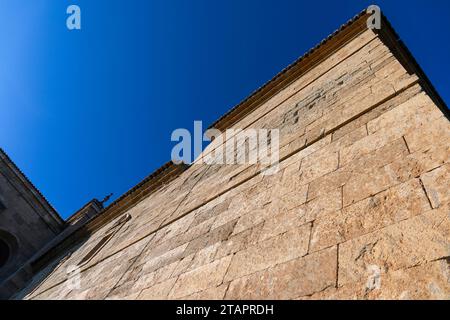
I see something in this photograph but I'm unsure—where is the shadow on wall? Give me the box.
[0,235,90,300]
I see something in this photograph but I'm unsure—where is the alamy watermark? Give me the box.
[366,264,382,291]
[171,121,280,175]
[66,265,81,290]
[366,5,381,30]
[66,4,81,30]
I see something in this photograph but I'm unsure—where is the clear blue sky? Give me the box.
[1,0,449,219]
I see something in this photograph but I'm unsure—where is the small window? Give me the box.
[0,200,6,212]
[0,239,10,268]
[78,214,131,266]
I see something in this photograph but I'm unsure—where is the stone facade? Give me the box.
[0,149,64,290]
[6,11,450,300]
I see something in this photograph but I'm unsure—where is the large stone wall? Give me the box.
[14,22,450,300]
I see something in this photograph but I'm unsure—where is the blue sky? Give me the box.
[0,0,449,219]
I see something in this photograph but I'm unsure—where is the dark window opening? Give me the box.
[0,200,5,212]
[0,239,10,268]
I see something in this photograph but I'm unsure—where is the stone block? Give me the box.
[304,187,342,222]
[225,246,337,299]
[258,207,309,242]
[224,224,310,281]
[216,223,263,259]
[338,205,450,286]
[232,208,271,235]
[179,284,229,300]
[311,178,431,252]
[184,219,237,257]
[404,116,450,153]
[304,259,450,300]
[138,277,177,300]
[169,256,232,299]
[299,152,339,185]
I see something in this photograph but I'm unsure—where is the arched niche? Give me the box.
[0,230,18,270]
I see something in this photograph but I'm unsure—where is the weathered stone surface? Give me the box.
[340,93,434,167]
[216,223,263,259]
[342,141,412,207]
[138,277,177,300]
[211,206,244,230]
[308,169,351,201]
[188,243,220,271]
[421,164,450,209]
[311,178,431,252]
[224,224,311,281]
[192,199,231,226]
[226,246,337,299]
[171,254,195,278]
[169,256,232,299]
[232,208,271,235]
[184,219,237,256]
[141,243,187,275]
[303,259,450,300]
[304,187,342,222]
[338,204,450,286]
[365,259,450,300]
[132,260,179,292]
[308,138,409,202]
[404,116,450,153]
[143,215,216,262]
[12,13,450,301]
[258,208,309,241]
[366,92,442,135]
[331,84,422,142]
[299,152,339,185]
[179,284,229,300]
[296,134,332,161]
[155,213,196,244]
[271,184,309,212]
[385,143,449,182]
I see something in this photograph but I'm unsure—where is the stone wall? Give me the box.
[14,20,450,300]
[0,150,65,288]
